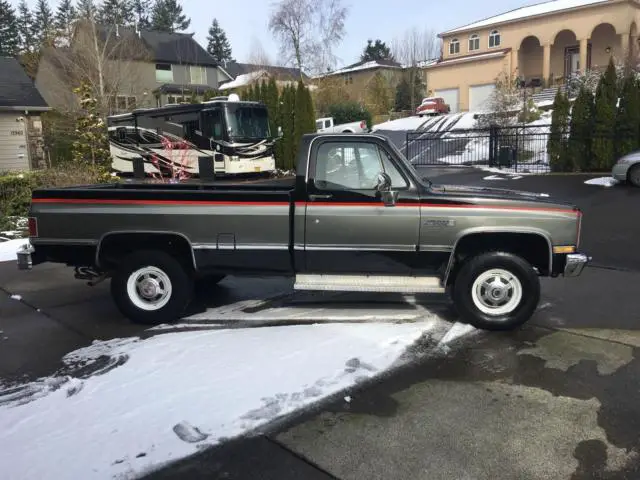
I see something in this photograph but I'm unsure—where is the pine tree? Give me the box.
[151,0,190,33]
[16,0,35,54]
[54,0,76,44]
[395,76,411,111]
[33,0,55,47]
[293,81,314,163]
[615,71,640,159]
[281,84,296,170]
[568,85,595,172]
[131,0,152,29]
[73,82,111,168]
[206,18,232,64]
[0,1,20,56]
[77,0,98,20]
[98,0,135,26]
[591,58,618,170]
[548,88,571,172]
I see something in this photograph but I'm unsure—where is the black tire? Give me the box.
[111,250,194,325]
[627,164,640,187]
[452,251,540,331]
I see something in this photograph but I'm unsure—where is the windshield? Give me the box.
[384,138,432,187]
[225,105,271,140]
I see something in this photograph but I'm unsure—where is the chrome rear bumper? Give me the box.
[564,253,591,277]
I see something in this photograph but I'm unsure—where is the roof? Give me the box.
[93,24,219,67]
[424,49,511,69]
[219,70,269,90]
[223,61,308,81]
[441,0,609,36]
[0,57,49,111]
[320,59,403,77]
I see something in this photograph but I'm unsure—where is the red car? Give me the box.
[416,97,450,117]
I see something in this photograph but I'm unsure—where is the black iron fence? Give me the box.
[406,124,554,174]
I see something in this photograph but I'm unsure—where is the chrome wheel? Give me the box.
[126,266,173,311]
[471,268,523,316]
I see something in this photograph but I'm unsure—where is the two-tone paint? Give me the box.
[25,133,584,282]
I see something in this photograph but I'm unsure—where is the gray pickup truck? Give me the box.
[17,133,589,330]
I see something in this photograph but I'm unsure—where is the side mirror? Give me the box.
[375,172,397,207]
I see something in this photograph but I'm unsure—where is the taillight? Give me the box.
[28,217,38,237]
[360,121,366,129]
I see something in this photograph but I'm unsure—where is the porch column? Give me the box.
[579,37,589,74]
[620,32,630,59]
[542,42,551,86]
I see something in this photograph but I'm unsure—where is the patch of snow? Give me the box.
[584,176,619,187]
[344,395,352,403]
[438,322,477,347]
[219,70,267,90]
[0,238,28,263]
[373,116,428,131]
[443,0,607,35]
[10,295,21,301]
[325,60,402,76]
[0,320,446,480]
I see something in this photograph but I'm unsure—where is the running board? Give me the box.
[294,274,445,293]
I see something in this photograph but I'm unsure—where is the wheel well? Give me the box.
[446,232,551,284]
[97,233,195,272]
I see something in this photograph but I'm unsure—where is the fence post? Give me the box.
[488,125,497,167]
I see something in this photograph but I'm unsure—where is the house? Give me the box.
[218,61,309,91]
[35,23,233,114]
[423,0,640,113]
[314,59,404,104]
[0,57,49,172]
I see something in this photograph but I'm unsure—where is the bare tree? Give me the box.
[246,35,273,68]
[47,19,151,115]
[268,0,348,77]
[392,27,440,109]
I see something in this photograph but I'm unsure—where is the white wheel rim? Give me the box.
[471,268,523,317]
[126,266,172,311]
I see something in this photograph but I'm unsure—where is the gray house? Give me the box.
[35,23,233,114]
[0,57,49,171]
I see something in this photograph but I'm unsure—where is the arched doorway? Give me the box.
[552,30,584,80]
[519,36,543,86]
[590,23,618,68]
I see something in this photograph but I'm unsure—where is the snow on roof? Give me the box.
[442,0,608,35]
[219,70,267,90]
[424,50,508,68]
[324,60,403,76]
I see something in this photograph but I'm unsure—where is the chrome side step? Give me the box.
[294,274,445,293]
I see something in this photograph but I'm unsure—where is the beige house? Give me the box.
[424,0,640,112]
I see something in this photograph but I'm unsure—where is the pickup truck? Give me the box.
[416,97,450,117]
[16,133,589,331]
[316,117,368,134]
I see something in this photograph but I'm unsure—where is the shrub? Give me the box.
[327,101,373,129]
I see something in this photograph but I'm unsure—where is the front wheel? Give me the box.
[452,252,540,331]
[627,164,640,187]
[111,250,194,325]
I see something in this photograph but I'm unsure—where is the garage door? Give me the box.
[434,88,459,113]
[469,84,496,112]
[0,114,29,171]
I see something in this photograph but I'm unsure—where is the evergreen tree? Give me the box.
[547,88,571,172]
[54,0,77,43]
[395,76,411,111]
[254,80,264,103]
[293,81,315,163]
[73,81,111,168]
[33,0,55,47]
[281,84,296,170]
[245,84,255,101]
[615,71,640,159]
[265,77,279,133]
[98,0,135,26]
[77,0,99,20]
[151,0,190,33]
[132,0,152,29]
[361,39,394,62]
[17,0,36,54]
[0,1,20,56]
[206,18,233,64]
[568,85,595,172]
[591,58,618,170]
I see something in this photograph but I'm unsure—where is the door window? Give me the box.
[314,142,408,191]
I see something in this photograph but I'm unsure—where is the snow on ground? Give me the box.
[372,116,429,131]
[0,238,28,262]
[0,313,458,480]
[585,176,619,187]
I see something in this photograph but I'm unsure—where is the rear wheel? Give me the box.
[111,250,194,325]
[628,164,640,187]
[452,251,540,331]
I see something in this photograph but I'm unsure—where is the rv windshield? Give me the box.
[225,105,270,141]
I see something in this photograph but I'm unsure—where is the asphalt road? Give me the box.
[2,170,639,479]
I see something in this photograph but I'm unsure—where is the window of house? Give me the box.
[167,95,189,104]
[344,74,353,84]
[111,95,138,113]
[489,30,501,48]
[449,38,460,55]
[190,66,207,85]
[156,63,173,83]
[469,34,480,51]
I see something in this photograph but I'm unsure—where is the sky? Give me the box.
[13,0,540,68]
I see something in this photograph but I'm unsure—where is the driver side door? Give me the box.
[303,138,420,274]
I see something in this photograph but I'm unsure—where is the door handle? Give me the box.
[308,194,333,201]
